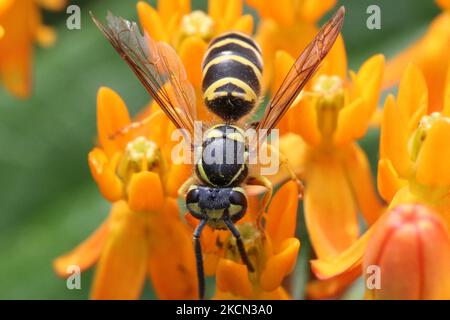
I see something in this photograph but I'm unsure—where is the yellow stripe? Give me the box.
[203,55,262,82]
[196,158,217,187]
[226,132,245,143]
[204,77,257,102]
[204,38,262,65]
[216,31,262,53]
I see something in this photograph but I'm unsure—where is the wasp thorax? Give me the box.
[408,112,450,162]
[195,125,248,187]
[313,75,345,139]
[116,136,161,185]
[180,10,215,41]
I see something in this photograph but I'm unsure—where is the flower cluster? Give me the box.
[0,0,66,97]
[50,0,450,299]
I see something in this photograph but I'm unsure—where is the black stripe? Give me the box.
[202,59,260,95]
[214,82,245,94]
[202,42,262,72]
[209,32,261,53]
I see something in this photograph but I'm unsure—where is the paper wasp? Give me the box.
[91,6,344,299]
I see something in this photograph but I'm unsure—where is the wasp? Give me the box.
[91,6,345,299]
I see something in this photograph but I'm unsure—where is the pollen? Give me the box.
[312,75,345,139]
[180,10,215,41]
[116,136,161,184]
[224,222,264,275]
[408,112,450,162]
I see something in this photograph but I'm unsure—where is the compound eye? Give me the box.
[229,189,247,207]
[186,188,202,219]
[186,188,200,204]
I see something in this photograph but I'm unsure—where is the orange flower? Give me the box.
[269,49,385,298]
[383,0,450,112]
[278,49,385,255]
[0,0,65,98]
[364,204,450,300]
[212,181,300,299]
[54,87,197,299]
[246,0,344,90]
[311,64,450,290]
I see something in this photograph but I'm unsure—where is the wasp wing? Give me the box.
[256,7,345,137]
[91,12,196,139]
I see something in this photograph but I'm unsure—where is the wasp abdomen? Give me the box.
[202,32,263,121]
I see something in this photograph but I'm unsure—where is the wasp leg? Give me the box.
[178,176,198,198]
[267,144,304,199]
[224,218,255,273]
[193,219,207,300]
[246,175,273,230]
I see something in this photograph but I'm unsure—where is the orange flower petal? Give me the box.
[36,0,66,11]
[397,64,428,131]
[232,14,254,35]
[157,0,190,27]
[53,218,109,277]
[377,158,407,202]
[91,201,148,299]
[343,143,385,226]
[137,1,168,42]
[379,94,412,177]
[266,0,295,27]
[0,0,14,14]
[225,0,243,30]
[443,65,450,116]
[416,119,450,187]
[304,155,359,259]
[383,13,450,112]
[289,96,321,146]
[147,198,198,299]
[36,25,56,47]
[127,171,164,212]
[88,148,123,202]
[0,40,32,98]
[164,163,192,198]
[437,0,450,10]
[310,215,385,279]
[333,97,365,145]
[96,87,131,157]
[319,34,347,80]
[216,258,253,298]
[265,181,298,250]
[334,55,385,145]
[300,0,336,23]
[178,36,207,89]
[306,266,360,299]
[260,238,300,292]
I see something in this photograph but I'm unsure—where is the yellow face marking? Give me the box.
[187,202,201,214]
[204,77,257,102]
[228,203,242,217]
[204,38,262,65]
[203,54,262,82]
[206,208,225,219]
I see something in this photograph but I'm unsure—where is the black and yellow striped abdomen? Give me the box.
[201,32,263,122]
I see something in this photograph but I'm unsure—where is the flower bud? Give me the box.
[364,204,450,299]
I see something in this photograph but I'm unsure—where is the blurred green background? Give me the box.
[0,0,439,299]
